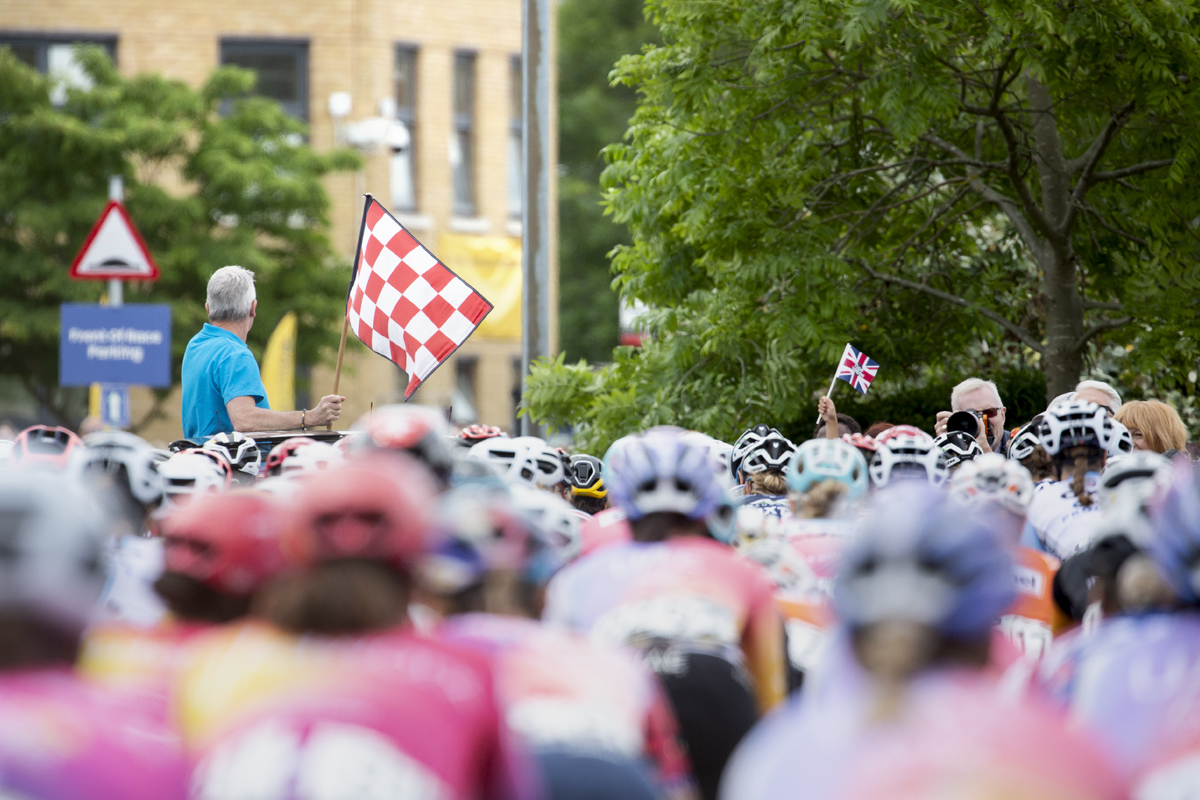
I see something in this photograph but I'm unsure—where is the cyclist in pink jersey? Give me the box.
[80,489,289,719]
[179,455,540,800]
[721,484,1121,800]
[0,469,187,800]
[544,427,785,800]
[424,485,695,800]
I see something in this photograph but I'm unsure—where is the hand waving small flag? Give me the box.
[345,196,493,399]
[834,344,878,394]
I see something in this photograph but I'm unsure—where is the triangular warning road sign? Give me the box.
[69,201,160,281]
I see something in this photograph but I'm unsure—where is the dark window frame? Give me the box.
[393,43,419,212]
[452,50,477,217]
[219,37,310,121]
[0,32,118,73]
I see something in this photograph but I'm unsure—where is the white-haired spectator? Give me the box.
[935,377,1010,456]
[180,266,343,439]
[1047,380,1122,417]
[1073,380,1122,415]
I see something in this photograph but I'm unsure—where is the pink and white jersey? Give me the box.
[721,668,1122,800]
[442,614,692,793]
[179,623,540,800]
[543,536,786,711]
[0,669,186,800]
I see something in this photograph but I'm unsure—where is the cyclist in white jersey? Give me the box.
[1020,401,1126,559]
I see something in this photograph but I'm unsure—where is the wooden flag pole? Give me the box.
[327,316,350,431]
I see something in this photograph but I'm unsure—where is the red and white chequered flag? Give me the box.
[346,196,493,399]
[834,343,879,394]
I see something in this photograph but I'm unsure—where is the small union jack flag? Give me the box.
[835,343,879,394]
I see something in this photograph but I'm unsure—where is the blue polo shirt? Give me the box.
[181,323,269,439]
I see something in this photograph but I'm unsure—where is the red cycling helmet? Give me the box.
[355,407,455,483]
[285,454,439,572]
[264,436,318,477]
[160,490,288,597]
[457,424,506,444]
[841,432,881,452]
[13,425,82,469]
[875,424,931,444]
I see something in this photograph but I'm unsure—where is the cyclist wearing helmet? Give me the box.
[950,455,1063,660]
[177,455,540,800]
[72,432,170,627]
[352,405,457,486]
[81,490,288,717]
[1035,462,1200,779]
[12,424,82,470]
[0,470,187,799]
[469,435,566,491]
[457,423,507,448]
[201,431,261,485]
[1008,416,1058,483]
[1022,400,1118,559]
[786,438,868,527]
[732,425,796,520]
[426,488,696,800]
[869,429,949,489]
[262,435,318,476]
[544,426,785,800]
[568,453,608,515]
[933,431,983,472]
[721,487,1119,800]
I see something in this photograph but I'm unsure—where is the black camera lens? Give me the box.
[946,410,982,437]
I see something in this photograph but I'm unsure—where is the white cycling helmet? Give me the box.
[785,438,869,499]
[202,432,261,478]
[948,453,1034,516]
[1097,450,1173,509]
[468,436,565,489]
[1036,400,1118,456]
[732,424,796,477]
[1106,419,1135,460]
[254,475,302,500]
[933,431,984,471]
[279,441,343,477]
[72,431,164,509]
[0,469,109,634]
[1007,420,1043,462]
[508,484,584,565]
[869,434,949,488]
[0,440,13,462]
[680,430,735,475]
[159,449,232,509]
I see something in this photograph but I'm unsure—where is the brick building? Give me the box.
[0,0,548,441]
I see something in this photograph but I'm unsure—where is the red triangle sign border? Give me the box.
[68,200,161,282]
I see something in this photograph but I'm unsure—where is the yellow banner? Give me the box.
[438,234,522,340]
[261,311,296,411]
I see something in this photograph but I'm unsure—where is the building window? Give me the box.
[451,52,476,217]
[219,39,309,121]
[452,356,478,425]
[0,34,117,105]
[391,45,418,212]
[508,55,523,219]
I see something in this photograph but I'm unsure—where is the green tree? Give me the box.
[0,46,360,429]
[528,0,1200,452]
[558,0,658,361]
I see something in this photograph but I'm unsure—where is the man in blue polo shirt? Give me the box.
[181,266,343,439]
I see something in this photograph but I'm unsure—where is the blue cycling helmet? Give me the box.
[786,439,869,500]
[604,426,733,528]
[835,484,1015,638]
[1147,460,1200,604]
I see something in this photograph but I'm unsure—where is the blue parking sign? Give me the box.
[100,384,131,429]
[59,304,171,387]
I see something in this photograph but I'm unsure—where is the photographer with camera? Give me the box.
[934,377,1010,457]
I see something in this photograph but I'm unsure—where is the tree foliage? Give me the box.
[528,0,1200,452]
[558,0,658,361]
[0,46,360,427]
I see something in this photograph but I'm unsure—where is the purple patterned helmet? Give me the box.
[603,426,731,525]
